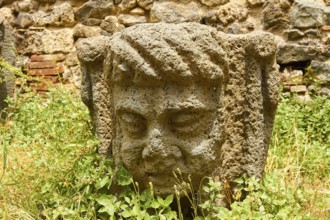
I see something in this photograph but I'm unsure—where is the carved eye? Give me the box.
[119,112,147,137]
[169,111,207,135]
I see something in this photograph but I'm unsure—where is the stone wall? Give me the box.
[0,0,329,96]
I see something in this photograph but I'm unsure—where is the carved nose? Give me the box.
[142,128,165,160]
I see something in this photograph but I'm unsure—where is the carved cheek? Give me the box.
[120,140,145,168]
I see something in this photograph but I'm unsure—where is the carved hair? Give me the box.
[106,23,228,86]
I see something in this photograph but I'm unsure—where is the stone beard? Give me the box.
[77,22,279,197]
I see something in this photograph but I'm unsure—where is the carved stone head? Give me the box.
[77,23,280,195]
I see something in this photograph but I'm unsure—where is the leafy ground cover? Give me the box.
[0,85,329,219]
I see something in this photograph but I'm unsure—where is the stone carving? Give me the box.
[77,23,280,195]
[0,18,15,120]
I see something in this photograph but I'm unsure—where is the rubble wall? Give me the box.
[0,0,329,96]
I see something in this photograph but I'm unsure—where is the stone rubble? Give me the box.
[0,0,328,95]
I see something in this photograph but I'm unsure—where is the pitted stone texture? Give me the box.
[290,0,329,28]
[77,23,280,195]
[0,20,15,119]
[75,0,114,20]
[150,2,201,23]
[77,36,112,155]
[16,28,74,54]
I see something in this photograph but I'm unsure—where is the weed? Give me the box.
[0,83,329,219]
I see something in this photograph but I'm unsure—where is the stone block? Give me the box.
[289,0,328,28]
[16,28,74,54]
[150,2,201,23]
[118,14,146,26]
[77,23,280,197]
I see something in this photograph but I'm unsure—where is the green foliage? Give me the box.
[270,95,330,180]
[0,86,329,219]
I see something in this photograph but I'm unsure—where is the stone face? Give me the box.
[16,28,74,54]
[0,20,15,119]
[150,2,201,23]
[77,23,280,195]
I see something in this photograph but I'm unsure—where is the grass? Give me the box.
[0,85,329,219]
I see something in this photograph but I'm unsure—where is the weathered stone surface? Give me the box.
[100,16,120,33]
[289,0,328,28]
[73,23,101,38]
[0,20,15,119]
[15,13,34,28]
[311,60,330,83]
[76,35,112,155]
[247,0,265,7]
[130,7,145,15]
[118,14,146,26]
[150,2,201,23]
[33,3,75,27]
[0,7,15,25]
[283,29,305,40]
[16,28,74,54]
[137,0,153,10]
[263,0,290,29]
[277,43,320,64]
[120,0,137,10]
[75,0,114,20]
[216,5,248,26]
[77,23,280,195]
[200,0,229,7]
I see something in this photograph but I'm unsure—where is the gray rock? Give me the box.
[263,0,290,30]
[81,18,102,26]
[150,2,201,23]
[0,20,15,120]
[277,43,321,64]
[73,24,102,38]
[289,0,328,28]
[100,16,119,34]
[118,14,146,26]
[75,0,114,20]
[77,23,280,196]
[16,13,34,28]
[45,2,76,27]
[311,60,330,83]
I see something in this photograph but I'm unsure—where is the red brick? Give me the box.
[27,61,56,69]
[30,54,65,62]
[28,76,59,83]
[27,65,64,76]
